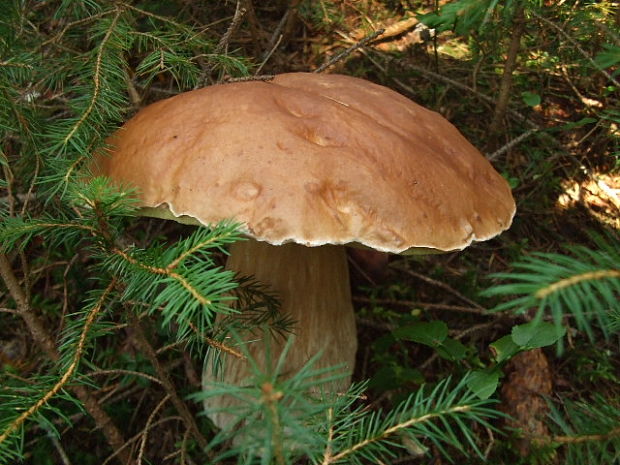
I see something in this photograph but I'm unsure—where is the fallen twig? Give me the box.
[196,1,247,88]
[487,128,539,161]
[129,315,210,452]
[315,28,385,73]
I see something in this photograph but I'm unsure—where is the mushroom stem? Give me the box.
[203,239,357,430]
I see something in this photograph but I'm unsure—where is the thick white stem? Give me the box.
[203,240,357,430]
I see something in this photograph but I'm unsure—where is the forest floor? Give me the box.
[2,1,619,464]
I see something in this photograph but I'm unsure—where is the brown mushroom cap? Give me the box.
[93,72,515,252]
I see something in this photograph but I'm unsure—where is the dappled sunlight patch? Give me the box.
[557,173,620,229]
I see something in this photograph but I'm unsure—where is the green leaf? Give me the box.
[521,91,541,107]
[511,321,566,349]
[436,338,467,361]
[417,0,500,35]
[594,43,620,69]
[489,334,521,363]
[393,321,448,347]
[467,369,500,399]
[368,365,424,391]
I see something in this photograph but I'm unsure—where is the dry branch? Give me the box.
[0,257,131,464]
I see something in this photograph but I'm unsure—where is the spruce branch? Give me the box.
[100,416,184,465]
[536,269,620,299]
[213,1,247,57]
[321,407,336,465]
[487,128,539,161]
[19,156,40,216]
[62,7,124,146]
[81,368,164,386]
[353,295,491,316]
[546,395,620,464]
[0,280,114,444]
[39,8,115,51]
[190,321,246,360]
[554,427,620,444]
[127,299,247,360]
[106,223,241,347]
[201,275,296,379]
[0,277,130,464]
[0,206,133,464]
[198,343,498,464]
[199,339,347,462]
[0,254,59,357]
[60,155,87,193]
[0,61,33,69]
[112,247,214,306]
[196,0,247,88]
[122,3,188,31]
[319,375,500,464]
[325,405,473,463]
[392,264,487,312]
[166,235,232,271]
[0,218,98,252]
[226,74,275,83]
[484,237,620,347]
[261,381,287,465]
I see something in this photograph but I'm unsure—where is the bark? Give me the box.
[488,4,527,141]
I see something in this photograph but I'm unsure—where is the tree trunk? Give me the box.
[488,4,527,144]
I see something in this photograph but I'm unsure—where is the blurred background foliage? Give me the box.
[1,0,619,464]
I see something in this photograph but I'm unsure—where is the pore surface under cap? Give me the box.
[94,73,516,252]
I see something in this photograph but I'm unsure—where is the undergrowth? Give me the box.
[1,1,619,463]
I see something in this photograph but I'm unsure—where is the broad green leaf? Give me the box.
[489,334,521,363]
[467,369,500,399]
[521,91,541,107]
[436,338,467,361]
[368,365,401,391]
[511,321,566,349]
[393,321,448,347]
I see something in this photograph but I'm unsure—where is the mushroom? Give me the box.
[92,73,516,429]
